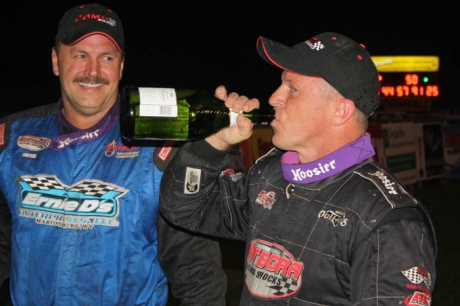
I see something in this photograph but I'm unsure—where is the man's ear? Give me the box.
[51,47,59,76]
[119,60,124,80]
[332,98,356,126]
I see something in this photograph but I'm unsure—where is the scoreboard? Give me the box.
[371,56,439,112]
[379,73,439,98]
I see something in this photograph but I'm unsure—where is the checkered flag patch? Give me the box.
[267,276,298,296]
[69,181,116,196]
[23,176,65,190]
[402,267,432,287]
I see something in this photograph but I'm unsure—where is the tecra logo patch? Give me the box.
[404,291,431,306]
[245,239,303,299]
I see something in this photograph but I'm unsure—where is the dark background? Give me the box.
[0,2,456,115]
[1,2,458,305]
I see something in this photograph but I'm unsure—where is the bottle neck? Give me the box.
[230,110,274,126]
[253,113,275,126]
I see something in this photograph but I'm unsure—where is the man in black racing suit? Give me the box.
[159,32,437,305]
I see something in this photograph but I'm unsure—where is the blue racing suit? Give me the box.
[0,96,226,305]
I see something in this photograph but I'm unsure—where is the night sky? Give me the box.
[1,2,456,114]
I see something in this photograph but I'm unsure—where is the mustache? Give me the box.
[73,76,109,85]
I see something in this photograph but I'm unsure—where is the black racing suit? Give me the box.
[159,140,437,306]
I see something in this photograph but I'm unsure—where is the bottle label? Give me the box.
[229,111,239,126]
[138,87,178,117]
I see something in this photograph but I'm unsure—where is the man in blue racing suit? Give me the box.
[0,3,226,305]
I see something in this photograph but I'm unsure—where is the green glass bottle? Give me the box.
[120,86,273,145]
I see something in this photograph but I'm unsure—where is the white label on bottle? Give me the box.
[229,111,239,126]
[138,87,178,117]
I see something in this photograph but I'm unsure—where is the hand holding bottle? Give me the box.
[206,85,260,151]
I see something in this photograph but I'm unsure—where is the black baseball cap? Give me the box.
[257,32,380,117]
[55,3,124,53]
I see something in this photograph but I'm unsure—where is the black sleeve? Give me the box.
[157,213,227,305]
[153,144,227,305]
[0,190,11,286]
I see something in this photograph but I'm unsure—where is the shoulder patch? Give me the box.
[153,141,182,171]
[355,162,437,257]
[354,162,410,203]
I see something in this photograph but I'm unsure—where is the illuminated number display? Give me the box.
[379,73,439,98]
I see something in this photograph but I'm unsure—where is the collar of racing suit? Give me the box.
[281,133,375,184]
[49,95,120,151]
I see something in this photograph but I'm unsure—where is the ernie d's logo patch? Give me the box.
[184,167,201,194]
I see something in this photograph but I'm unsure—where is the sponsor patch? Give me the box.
[255,190,276,210]
[104,140,139,158]
[21,152,38,159]
[15,175,127,229]
[402,266,432,288]
[368,170,398,195]
[404,291,431,306]
[221,168,244,182]
[184,167,201,194]
[406,284,431,295]
[318,210,348,227]
[246,239,303,298]
[157,145,173,161]
[221,168,236,176]
[17,135,51,151]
